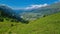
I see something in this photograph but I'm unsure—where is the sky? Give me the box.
[0,0,59,9]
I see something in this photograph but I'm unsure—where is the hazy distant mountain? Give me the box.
[0,2,60,21]
[20,2,60,20]
[24,2,60,13]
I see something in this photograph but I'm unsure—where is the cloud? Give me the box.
[24,3,48,10]
[0,4,48,10]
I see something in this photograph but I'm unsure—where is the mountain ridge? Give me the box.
[0,2,60,21]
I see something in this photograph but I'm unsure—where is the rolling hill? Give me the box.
[0,12,60,34]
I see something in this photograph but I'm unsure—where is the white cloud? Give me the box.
[0,4,48,10]
[24,3,48,10]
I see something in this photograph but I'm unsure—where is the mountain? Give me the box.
[0,2,60,34]
[20,2,60,20]
[0,2,60,21]
[0,5,29,23]
[0,5,15,17]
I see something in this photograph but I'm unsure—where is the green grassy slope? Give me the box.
[25,12,60,34]
[0,12,60,34]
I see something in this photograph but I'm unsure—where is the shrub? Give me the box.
[0,18,4,22]
[43,15,46,17]
[6,18,9,21]
[15,20,19,23]
[11,19,14,22]
[11,24,14,27]
[11,19,19,23]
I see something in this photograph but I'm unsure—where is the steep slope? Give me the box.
[0,12,60,34]
[0,5,29,23]
[23,12,60,34]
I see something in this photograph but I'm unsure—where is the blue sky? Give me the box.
[0,0,59,9]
